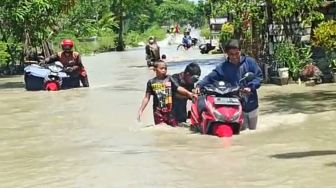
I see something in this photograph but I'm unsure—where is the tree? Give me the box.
[0,0,79,68]
[158,0,196,25]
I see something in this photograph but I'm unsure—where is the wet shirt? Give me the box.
[145,44,160,61]
[146,76,179,112]
[172,73,194,122]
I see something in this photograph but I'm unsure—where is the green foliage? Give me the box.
[97,30,117,52]
[125,25,166,47]
[125,31,142,47]
[274,41,312,78]
[66,0,117,37]
[0,0,207,56]
[157,0,196,24]
[219,22,234,43]
[214,0,264,30]
[270,0,325,25]
[200,26,211,39]
[0,41,9,67]
[313,20,336,51]
[0,0,77,45]
[312,20,336,70]
[142,25,166,42]
[53,29,117,54]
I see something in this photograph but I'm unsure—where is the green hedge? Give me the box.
[53,25,166,54]
[200,25,210,39]
[125,24,166,47]
[53,29,117,54]
[0,41,9,68]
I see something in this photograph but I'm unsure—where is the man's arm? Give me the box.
[170,75,194,99]
[145,45,151,56]
[138,80,154,121]
[247,58,263,90]
[137,92,151,121]
[197,66,223,88]
[72,54,83,71]
[175,93,188,99]
[177,86,195,99]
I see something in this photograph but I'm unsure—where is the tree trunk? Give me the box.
[116,0,124,51]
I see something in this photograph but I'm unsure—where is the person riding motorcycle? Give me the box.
[145,36,161,67]
[182,32,192,49]
[44,39,89,87]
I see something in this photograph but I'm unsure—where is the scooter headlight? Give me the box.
[213,108,226,122]
[231,110,241,122]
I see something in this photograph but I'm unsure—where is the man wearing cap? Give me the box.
[195,39,263,131]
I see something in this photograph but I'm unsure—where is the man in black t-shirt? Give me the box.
[172,63,201,123]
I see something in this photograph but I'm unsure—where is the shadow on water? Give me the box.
[128,65,149,68]
[0,81,24,89]
[270,150,336,159]
[325,162,336,167]
[260,90,336,115]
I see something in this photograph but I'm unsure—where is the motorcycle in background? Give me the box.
[24,61,80,91]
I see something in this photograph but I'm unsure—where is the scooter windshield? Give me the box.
[203,82,239,96]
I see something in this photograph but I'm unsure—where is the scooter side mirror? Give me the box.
[240,72,255,82]
[54,61,64,68]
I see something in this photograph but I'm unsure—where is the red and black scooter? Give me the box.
[190,72,255,137]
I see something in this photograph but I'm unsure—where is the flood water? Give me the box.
[0,35,336,188]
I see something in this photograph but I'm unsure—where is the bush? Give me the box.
[274,41,312,79]
[313,20,336,51]
[97,29,117,52]
[142,24,166,41]
[53,29,117,54]
[125,30,142,47]
[200,25,210,39]
[219,22,234,43]
[125,24,166,47]
[0,41,9,68]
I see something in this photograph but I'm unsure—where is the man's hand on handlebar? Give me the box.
[65,67,74,73]
[187,92,198,103]
[187,91,197,99]
[192,87,201,94]
[241,87,251,94]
